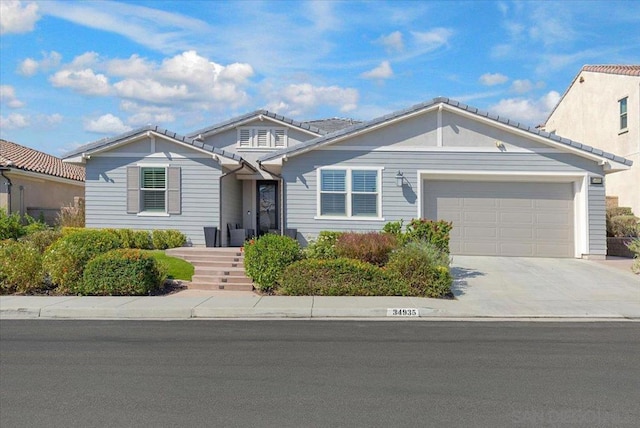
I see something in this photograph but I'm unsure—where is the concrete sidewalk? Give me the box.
[1,256,638,321]
[2,291,638,321]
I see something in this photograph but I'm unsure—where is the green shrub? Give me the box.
[151,229,186,249]
[166,230,187,248]
[382,219,404,235]
[80,249,167,295]
[627,238,640,274]
[113,228,136,248]
[334,232,399,266]
[405,219,453,253]
[132,230,153,249]
[607,206,634,219]
[43,229,123,293]
[0,240,44,294]
[23,218,48,235]
[386,241,452,298]
[278,258,407,296]
[304,231,343,259]
[19,229,63,253]
[243,234,301,292]
[0,210,25,239]
[61,226,85,236]
[608,215,639,237]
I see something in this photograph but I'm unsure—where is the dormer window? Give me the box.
[237,127,287,149]
[619,97,628,131]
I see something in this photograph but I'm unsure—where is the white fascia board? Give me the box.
[5,168,84,186]
[203,115,321,138]
[62,156,85,164]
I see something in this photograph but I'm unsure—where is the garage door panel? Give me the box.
[464,211,497,223]
[423,180,574,257]
[499,228,533,239]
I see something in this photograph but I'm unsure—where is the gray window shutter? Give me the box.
[127,166,140,213]
[167,167,181,215]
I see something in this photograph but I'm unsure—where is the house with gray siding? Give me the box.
[63,98,632,258]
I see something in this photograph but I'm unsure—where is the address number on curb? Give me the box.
[387,308,419,317]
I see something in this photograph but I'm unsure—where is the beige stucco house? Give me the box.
[543,65,640,214]
[1,139,85,224]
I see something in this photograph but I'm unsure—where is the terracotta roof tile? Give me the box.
[582,64,640,76]
[0,139,85,182]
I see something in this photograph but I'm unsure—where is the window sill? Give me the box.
[137,212,170,217]
[314,216,385,222]
[618,128,629,135]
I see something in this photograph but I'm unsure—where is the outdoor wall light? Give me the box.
[395,171,404,187]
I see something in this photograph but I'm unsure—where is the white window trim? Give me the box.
[237,127,288,149]
[137,163,169,215]
[315,166,384,221]
[618,96,628,133]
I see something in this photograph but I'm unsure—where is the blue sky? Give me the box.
[1,0,639,156]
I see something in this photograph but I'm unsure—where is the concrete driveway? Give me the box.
[448,256,640,318]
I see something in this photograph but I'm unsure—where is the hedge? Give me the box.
[243,234,301,292]
[0,240,44,294]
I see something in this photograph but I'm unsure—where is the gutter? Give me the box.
[257,161,284,235]
[219,160,251,246]
[0,167,13,213]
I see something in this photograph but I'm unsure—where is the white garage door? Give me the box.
[423,181,574,257]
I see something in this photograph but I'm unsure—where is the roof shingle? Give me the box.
[582,64,640,76]
[1,139,85,182]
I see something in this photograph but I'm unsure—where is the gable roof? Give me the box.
[303,118,362,134]
[581,64,640,76]
[258,97,633,168]
[62,125,247,165]
[544,64,640,125]
[187,110,326,139]
[1,139,85,182]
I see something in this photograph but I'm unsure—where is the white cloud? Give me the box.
[361,61,393,80]
[114,79,188,104]
[0,113,29,129]
[479,73,509,86]
[49,68,111,96]
[411,28,453,50]
[0,85,25,108]
[489,91,561,125]
[120,101,175,126]
[106,55,154,78]
[377,31,404,52]
[0,1,40,34]
[38,0,211,53]
[266,83,358,116]
[44,113,63,125]
[510,79,534,94]
[18,51,62,76]
[84,114,132,134]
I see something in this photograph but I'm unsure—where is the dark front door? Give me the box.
[257,181,278,236]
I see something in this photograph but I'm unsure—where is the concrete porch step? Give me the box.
[187,282,254,291]
[191,275,253,284]
[194,267,248,276]
[188,260,245,268]
[177,255,244,263]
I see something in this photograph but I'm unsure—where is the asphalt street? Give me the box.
[1,321,639,427]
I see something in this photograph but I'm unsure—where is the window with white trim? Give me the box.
[318,167,381,218]
[141,167,166,212]
[619,97,628,131]
[237,127,288,148]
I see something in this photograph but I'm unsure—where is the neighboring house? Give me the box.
[542,65,640,214]
[1,139,85,224]
[63,98,631,258]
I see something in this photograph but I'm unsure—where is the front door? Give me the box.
[257,181,278,236]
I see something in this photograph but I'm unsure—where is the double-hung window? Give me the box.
[318,167,382,219]
[141,167,166,212]
[127,165,181,215]
[619,97,628,131]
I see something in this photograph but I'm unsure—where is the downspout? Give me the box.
[0,167,12,213]
[219,160,249,246]
[257,161,284,235]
